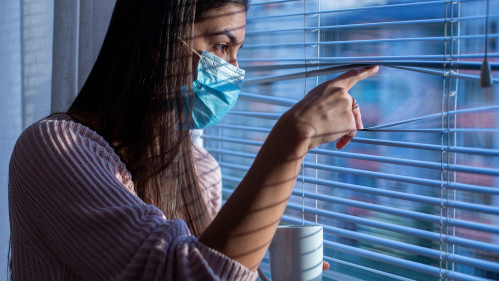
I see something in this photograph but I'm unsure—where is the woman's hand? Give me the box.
[323,261,330,271]
[281,66,379,152]
[200,66,378,272]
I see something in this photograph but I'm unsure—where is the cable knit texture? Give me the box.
[8,114,257,281]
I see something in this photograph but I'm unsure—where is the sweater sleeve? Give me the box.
[8,119,257,281]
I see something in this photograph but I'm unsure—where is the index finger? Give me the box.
[331,65,379,90]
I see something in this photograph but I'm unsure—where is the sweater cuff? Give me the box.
[195,240,258,281]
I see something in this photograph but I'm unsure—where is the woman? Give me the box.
[8,0,378,280]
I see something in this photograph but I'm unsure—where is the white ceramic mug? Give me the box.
[268,225,323,281]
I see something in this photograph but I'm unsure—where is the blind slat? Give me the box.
[242,64,498,85]
[361,128,499,133]
[323,257,416,281]
[245,15,499,35]
[227,104,499,131]
[318,238,493,281]
[243,34,499,48]
[219,162,499,215]
[301,163,499,202]
[363,104,499,130]
[227,111,280,119]
[285,204,499,273]
[221,188,499,254]
[215,123,499,133]
[281,216,494,281]
[351,138,499,159]
[204,136,486,173]
[388,65,499,83]
[247,0,474,20]
[237,94,499,119]
[210,147,499,194]
[238,53,499,63]
[243,64,367,85]
[222,177,499,234]
[241,61,499,72]
[281,215,496,281]
[239,92,297,107]
[300,176,499,223]
[202,134,499,160]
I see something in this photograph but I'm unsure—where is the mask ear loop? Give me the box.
[178,37,202,58]
[178,37,244,85]
[177,37,200,123]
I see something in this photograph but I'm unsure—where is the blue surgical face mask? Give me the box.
[180,39,245,129]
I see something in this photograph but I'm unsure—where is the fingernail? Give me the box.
[373,66,379,72]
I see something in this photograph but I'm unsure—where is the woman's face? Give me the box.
[191,4,246,78]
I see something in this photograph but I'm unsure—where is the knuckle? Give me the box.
[330,88,349,100]
[325,81,341,92]
[339,95,351,107]
[339,88,349,96]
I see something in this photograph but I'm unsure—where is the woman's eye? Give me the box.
[216,44,227,54]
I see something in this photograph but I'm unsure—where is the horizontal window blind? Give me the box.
[202,0,499,280]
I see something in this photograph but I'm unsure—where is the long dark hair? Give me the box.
[8,0,249,279]
[67,0,249,236]
[8,1,249,279]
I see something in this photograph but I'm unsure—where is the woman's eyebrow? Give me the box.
[220,30,238,44]
[209,28,243,45]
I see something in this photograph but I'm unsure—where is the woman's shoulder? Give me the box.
[41,113,116,155]
[18,113,116,163]
[11,113,135,192]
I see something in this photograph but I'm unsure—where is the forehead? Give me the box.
[194,4,246,40]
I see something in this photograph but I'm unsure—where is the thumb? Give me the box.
[336,130,357,150]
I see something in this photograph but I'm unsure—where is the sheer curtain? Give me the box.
[0,1,115,278]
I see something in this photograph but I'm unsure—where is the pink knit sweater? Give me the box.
[8,114,257,281]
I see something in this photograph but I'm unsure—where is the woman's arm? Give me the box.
[9,118,257,281]
[199,66,379,271]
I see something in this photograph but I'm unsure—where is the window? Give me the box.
[202,0,499,280]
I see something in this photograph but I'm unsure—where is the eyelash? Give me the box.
[215,44,228,54]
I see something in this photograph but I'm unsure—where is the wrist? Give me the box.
[270,112,311,158]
